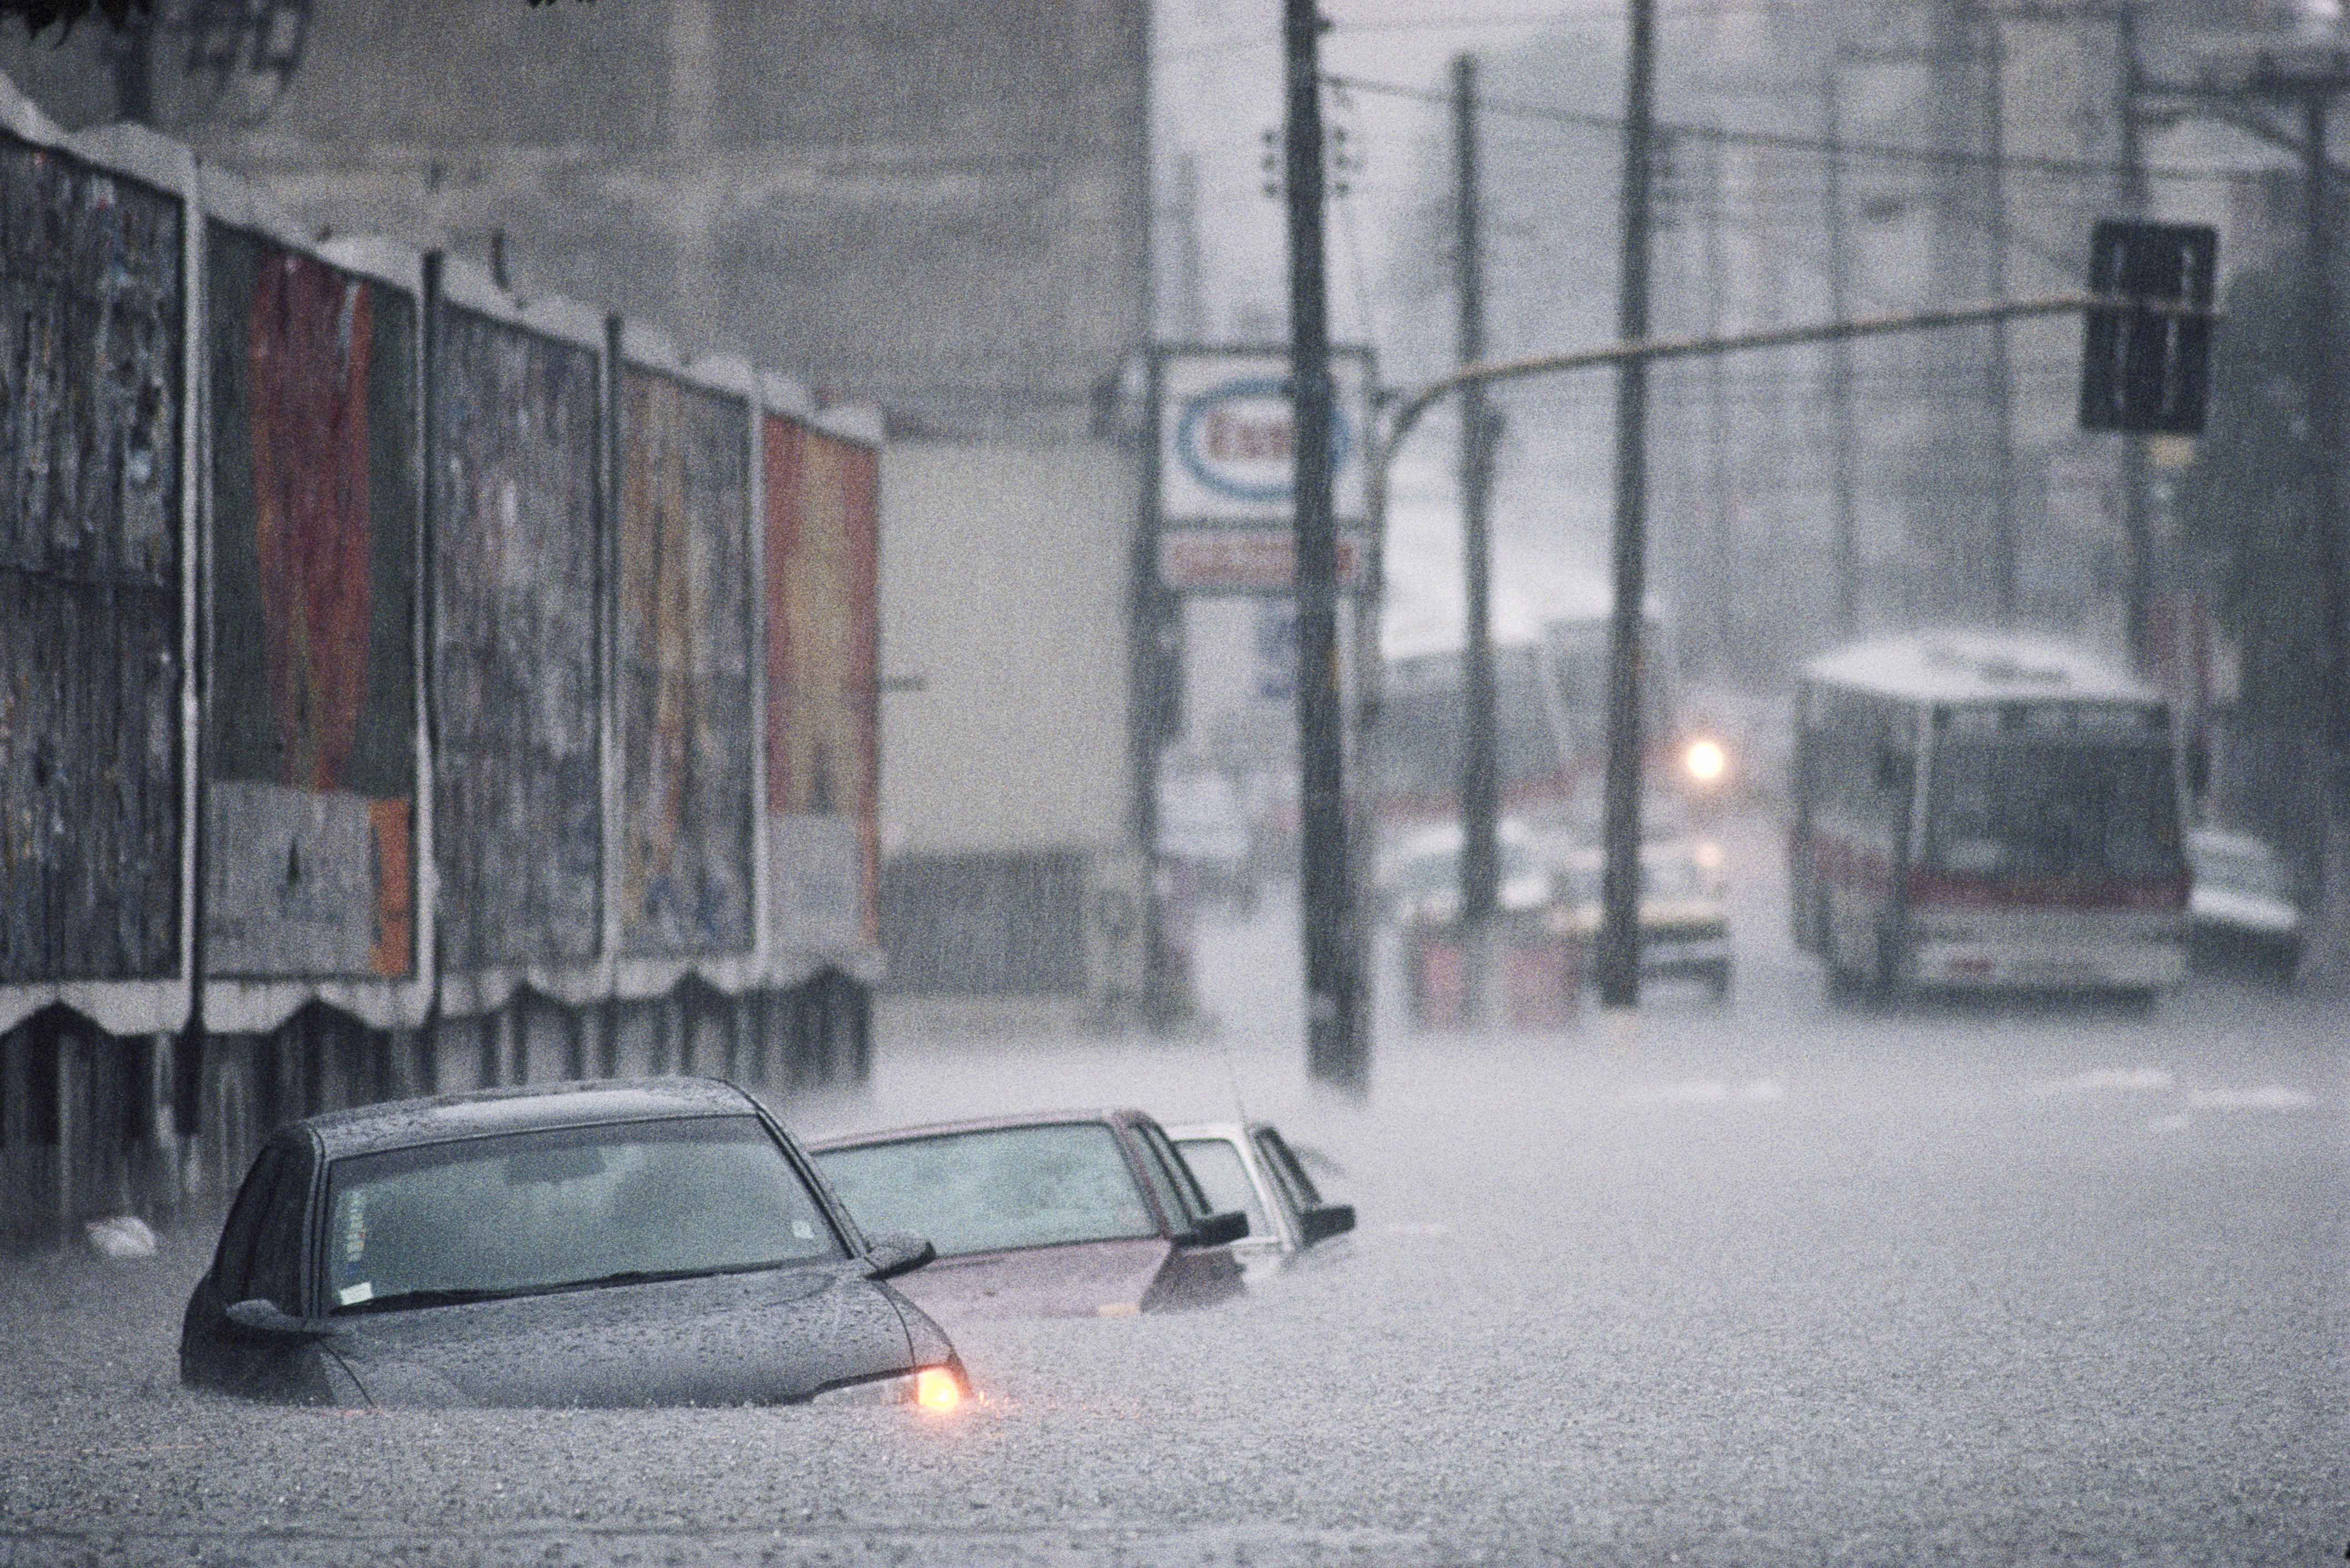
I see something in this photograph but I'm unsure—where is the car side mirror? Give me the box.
[1298,1201,1356,1246]
[1183,1208,1249,1248]
[862,1230,936,1281]
[226,1298,331,1337]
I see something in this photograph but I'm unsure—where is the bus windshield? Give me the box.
[1925,741,2182,881]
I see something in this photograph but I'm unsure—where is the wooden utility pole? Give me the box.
[1596,0,1660,1012]
[1283,0,1364,1086]
[1453,54,1503,1020]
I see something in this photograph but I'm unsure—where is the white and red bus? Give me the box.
[1788,634,2190,1000]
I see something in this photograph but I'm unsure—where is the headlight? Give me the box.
[810,1365,966,1411]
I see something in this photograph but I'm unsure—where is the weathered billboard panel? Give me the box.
[0,135,182,985]
[616,366,752,957]
[205,224,416,978]
[432,303,602,969]
[762,415,879,953]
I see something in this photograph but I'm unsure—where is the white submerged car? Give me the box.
[2186,827,2303,983]
[1166,1121,1355,1277]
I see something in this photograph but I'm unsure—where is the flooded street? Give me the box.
[5,819,2343,1565]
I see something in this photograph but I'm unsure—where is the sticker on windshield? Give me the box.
[337,1282,374,1307]
[792,1220,814,1241]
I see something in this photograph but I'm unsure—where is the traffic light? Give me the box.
[2079,220,2217,435]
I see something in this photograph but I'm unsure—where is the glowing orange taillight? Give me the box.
[914,1366,962,1411]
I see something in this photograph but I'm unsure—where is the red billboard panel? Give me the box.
[204,225,416,979]
[762,416,879,949]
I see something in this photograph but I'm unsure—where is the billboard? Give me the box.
[615,366,753,957]
[762,414,880,952]
[431,302,603,969]
[0,136,183,984]
[204,225,417,979]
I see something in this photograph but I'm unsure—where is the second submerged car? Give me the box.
[808,1110,1247,1322]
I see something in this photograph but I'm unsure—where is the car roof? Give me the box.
[1803,632,2156,706]
[292,1077,764,1161]
[804,1108,1155,1152]
[1163,1121,1264,1143]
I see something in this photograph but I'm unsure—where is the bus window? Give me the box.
[1925,743,2181,880]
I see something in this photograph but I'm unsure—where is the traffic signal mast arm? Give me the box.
[1372,291,2216,481]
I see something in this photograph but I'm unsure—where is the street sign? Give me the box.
[1157,526,1370,594]
[2079,220,2217,435]
[1156,347,1375,529]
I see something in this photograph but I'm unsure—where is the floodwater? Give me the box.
[3,817,2343,1565]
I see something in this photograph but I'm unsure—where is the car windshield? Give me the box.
[1925,740,2183,880]
[814,1122,1157,1257]
[1174,1137,1268,1238]
[322,1115,844,1312]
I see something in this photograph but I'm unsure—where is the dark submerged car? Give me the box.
[180,1078,966,1409]
[807,1110,1248,1322]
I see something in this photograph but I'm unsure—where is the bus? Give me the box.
[1788,634,2190,1000]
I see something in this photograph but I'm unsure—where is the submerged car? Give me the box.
[2187,826,2302,982]
[807,1110,1247,1322]
[180,1077,966,1410]
[1165,1120,1354,1277]
[1558,837,1734,1000]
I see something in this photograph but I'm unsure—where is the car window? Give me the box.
[814,1122,1157,1257]
[321,1115,843,1312]
[246,1143,315,1311]
[213,1145,286,1303]
[1134,1120,1215,1228]
[1253,1127,1325,1210]
[1175,1137,1268,1237]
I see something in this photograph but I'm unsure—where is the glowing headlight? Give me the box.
[1684,738,1728,785]
[810,1365,965,1411]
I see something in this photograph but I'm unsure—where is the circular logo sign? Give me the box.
[1174,377,1355,504]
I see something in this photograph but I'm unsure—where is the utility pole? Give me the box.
[1283,0,1363,1086]
[1823,63,1861,640]
[1983,12,2019,624]
[1596,0,1659,1013]
[2114,4,2155,672]
[1453,53,1503,1022]
[1703,130,1734,673]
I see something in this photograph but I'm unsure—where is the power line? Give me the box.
[1325,70,2273,186]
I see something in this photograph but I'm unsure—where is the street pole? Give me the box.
[1284,0,1364,1088]
[1984,13,2019,626]
[1454,54,1502,1022]
[1596,0,1659,1014]
[1823,64,1861,640]
[2116,4,2155,673]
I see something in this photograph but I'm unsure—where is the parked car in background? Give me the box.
[1557,837,1734,1000]
[2187,827,2302,982]
[1381,818,1585,1029]
[807,1110,1247,1322]
[1165,1121,1354,1277]
[180,1079,965,1410]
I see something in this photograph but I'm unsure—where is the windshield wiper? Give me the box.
[340,1259,804,1313]
[554,1259,797,1292]
[339,1285,520,1313]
